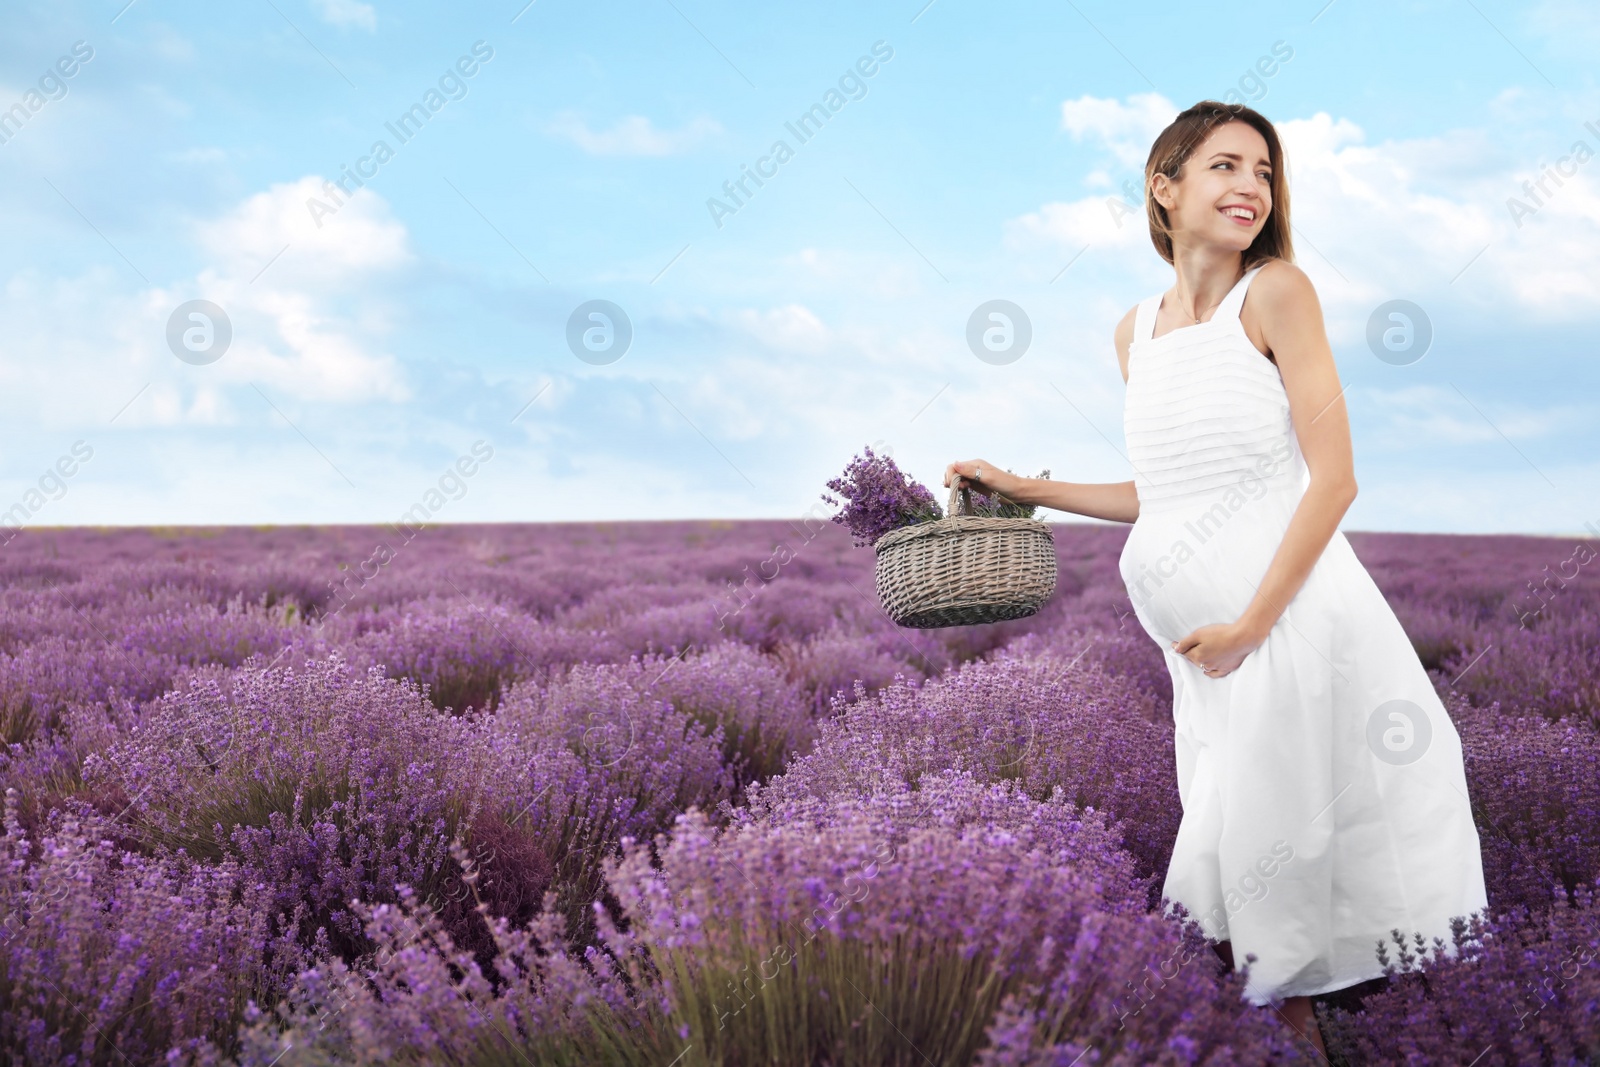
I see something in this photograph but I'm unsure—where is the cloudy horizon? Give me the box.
[2,0,1597,536]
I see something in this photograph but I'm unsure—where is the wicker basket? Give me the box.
[872,475,1057,628]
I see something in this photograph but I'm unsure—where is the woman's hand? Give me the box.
[943,459,1018,497]
[1172,621,1269,679]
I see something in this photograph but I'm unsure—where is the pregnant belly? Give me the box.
[1118,495,1296,645]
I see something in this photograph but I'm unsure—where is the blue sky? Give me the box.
[2,0,1598,535]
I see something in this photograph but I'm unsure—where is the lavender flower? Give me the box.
[0,521,1594,1063]
[822,446,943,547]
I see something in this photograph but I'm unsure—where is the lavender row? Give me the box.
[0,522,1594,1064]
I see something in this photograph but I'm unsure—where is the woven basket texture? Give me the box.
[873,475,1057,628]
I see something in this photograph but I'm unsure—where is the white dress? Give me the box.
[1117,262,1488,1004]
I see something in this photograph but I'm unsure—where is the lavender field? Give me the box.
[1,520,1597,1065]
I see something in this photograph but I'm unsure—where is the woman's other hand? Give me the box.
[1172,621,1269,679]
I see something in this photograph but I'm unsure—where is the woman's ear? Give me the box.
[1150,174,1173,211]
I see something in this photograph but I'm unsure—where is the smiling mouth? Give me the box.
[1220,206,1257,225]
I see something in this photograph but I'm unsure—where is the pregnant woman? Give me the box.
[945,99,1487,1053]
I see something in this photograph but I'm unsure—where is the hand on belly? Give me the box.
[1171,621,1268,679]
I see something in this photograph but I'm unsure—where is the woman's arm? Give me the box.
[1173,261,1358,675]
[941,465,1139,524]
[1231,262,1357,636]
[941,302,1145,525]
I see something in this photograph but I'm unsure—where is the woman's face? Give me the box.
[1153,120,1273,251]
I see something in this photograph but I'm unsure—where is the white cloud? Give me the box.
[310,0,376,31]
[1016,93,1600,336]
[0,177,413,433]
[1004,194,1146,254]
[1059,91,1175,169]
[1271,109,1600,323]
[545,114,722,156]
[172,176,413,405]
[730,304,830,353]
[196,175,409,276]
[1526,0,1600,56]
[1359,384,1576,446]
[1346,464,1597,535]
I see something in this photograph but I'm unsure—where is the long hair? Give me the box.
[1144,100,1293,270]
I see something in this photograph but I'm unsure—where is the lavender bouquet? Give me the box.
[822,447,942,548]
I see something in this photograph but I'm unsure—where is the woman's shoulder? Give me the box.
[1245,258,1319,321]
[1116,301,1139,336]
[1113,299,1144,383]
[1114,296,1147,350]
[1249,257,1315,301]
[1117,288,1161,336]
[1242,259,1323,361]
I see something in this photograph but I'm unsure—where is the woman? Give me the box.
[945,100,1487,1053]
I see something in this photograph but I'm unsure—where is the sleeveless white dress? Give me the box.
[1118,263,1488,1005]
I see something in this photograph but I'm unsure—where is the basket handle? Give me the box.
[949,473,1026,518]
[947,475,973,517]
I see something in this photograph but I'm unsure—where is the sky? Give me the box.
[1,0,1598,535]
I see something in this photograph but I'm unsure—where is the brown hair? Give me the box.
[1144,100,1293,269]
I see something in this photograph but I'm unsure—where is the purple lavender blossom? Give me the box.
[0,522,1594,1062]
[822,446,943,547]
